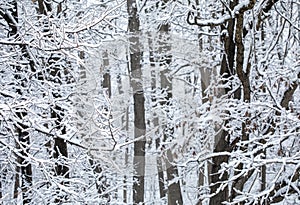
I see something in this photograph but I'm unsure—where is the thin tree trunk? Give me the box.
[123,106,129,203]
[153,72,166,199]
[165,150,183,205]
[193,3,208,204]
[13,162,20,201]
[100,50,111,200]
[231,11,252,204]
[102,51,111,98]
[0,177,2,200]
[160,69,183,205]
[78,50,110,200]
[197,31,211,205]
[259,22,267,204]
[126,1,146,204]
[148,31,166,199]
[116,74,129,203]
[160,58,183,205]
[91,50,112,200]
[191,2,234,204]
[156,6,183,203]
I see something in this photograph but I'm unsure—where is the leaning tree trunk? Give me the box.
[126,0,146,204]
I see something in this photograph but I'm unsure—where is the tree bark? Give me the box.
[148,32,166,198]
[158,10,183,205]
[92,50,112,200]
[126,1,146,204]
[160,80,184,204]
[208,1,238,204]
[36,1,70,202]
[102,51,111,98]
[160,68,183,205]
[116,73,130,203]
[1,1,34,203]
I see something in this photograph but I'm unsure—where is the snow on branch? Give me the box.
[187,0,256,27]
[64,1,126,33]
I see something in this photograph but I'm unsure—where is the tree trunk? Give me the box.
[116,73,130,203]
[160,69,183,205]
[231,11,252,203]
[209,133,230,205]
[208,1,239,204]
[157,9,183,204]
[90,50,112,200]
[36,1,70,202]
[127,1,146,204]
[102,51,111,98]
[15,123,33,204]
[51,105,70,203]
[197,27,210,205]
[148,31,166,199]
[3,1,34,203]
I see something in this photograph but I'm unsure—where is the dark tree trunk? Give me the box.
[0,179,2,200]
[208,1,240,204]
[231,10,252,203]
[51,105,70,203]
[15,122,33,204]
[36,1,70,202]
[209,133,230,205]
[126,1,146,204]
[1,1,34,203]
[102,51,111,98]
